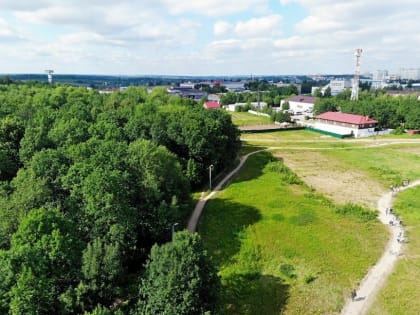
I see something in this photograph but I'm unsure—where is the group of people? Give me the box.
[386,207,403,227]
[397,231,406,243]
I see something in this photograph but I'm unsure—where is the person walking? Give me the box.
[351,289,357,301]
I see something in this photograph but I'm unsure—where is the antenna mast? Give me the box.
[350,49,362,101]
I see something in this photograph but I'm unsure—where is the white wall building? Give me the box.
[312,112,378,138]
[373,70,389,81]
[226,102,267,111]
[280,96,317,114]
[329,79,352,96]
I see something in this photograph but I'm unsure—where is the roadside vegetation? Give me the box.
[369,186,420,315]
[199,151,386,314]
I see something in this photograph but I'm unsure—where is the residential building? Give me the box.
[167,87,207,101]
[312,112,378,138]
[280,96,317,114]
[399,68,420,80]
[203,101,220,110]
[373,70,389,81]
[223,81,246,92]
[179,82,196,89]
[328,79,352,96]
[226,102,267,112]
[207,94,221,103]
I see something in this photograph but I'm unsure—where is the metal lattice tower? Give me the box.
[45,69,54,84]
[350,49,362,101]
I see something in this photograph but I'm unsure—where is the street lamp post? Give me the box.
[209,164,214,191]
[171,222,179,241]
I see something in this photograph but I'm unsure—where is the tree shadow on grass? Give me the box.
[198,198,262,268]
[232,150,276,184]
[221,272,289,315]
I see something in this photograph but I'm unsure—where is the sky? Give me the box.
[0,0,419,76]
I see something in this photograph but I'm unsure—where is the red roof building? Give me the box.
[311,112,379,138]
[317,112,378,126]
[203,101,220,110]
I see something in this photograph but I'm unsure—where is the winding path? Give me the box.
[341,180,420,315]
[187,139,420,314]
[187,149,265,232]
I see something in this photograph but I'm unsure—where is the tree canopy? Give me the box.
[0,82,239,314]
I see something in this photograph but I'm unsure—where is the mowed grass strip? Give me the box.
[229,111,272,126]
[199,152,387,315]
[368,186,420,315]
[323,145,420,187]
[241,129,340,143]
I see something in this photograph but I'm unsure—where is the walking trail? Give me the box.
[187,141,420,314]
[187,149,265,232]
[341,179,420,315]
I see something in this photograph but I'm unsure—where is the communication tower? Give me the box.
[350,49,362,101]
[45,69,54,84]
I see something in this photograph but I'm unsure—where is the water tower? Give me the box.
[45,69,54,84]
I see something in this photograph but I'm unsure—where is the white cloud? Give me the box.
[161,0,268,17]
[0,0,419,75]
[214,21,232,36]
[0,18,27,42]
[234,14,283,37]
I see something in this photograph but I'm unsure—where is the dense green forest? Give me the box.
[314,89,420,129]
[0,82,240,314]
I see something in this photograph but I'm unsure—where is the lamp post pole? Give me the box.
[171,222,179,241]
[209,164,214,191]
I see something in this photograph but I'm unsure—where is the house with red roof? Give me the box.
[312,112,378,138]
[280,95,317,114]
[203,101,220,110]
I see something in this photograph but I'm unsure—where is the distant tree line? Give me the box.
[314,89,420,129]
[220,84,298,107]
[0,83,237,314]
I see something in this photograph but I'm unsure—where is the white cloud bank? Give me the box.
[0,0,418,74]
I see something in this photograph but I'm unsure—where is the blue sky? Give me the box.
[0,0,419,75]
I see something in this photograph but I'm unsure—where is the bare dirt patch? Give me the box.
[275,151,386,208]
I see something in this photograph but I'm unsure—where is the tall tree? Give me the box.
[135,231,220,315]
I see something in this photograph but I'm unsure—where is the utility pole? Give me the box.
[209,164,214,191]
[171,223,179,241]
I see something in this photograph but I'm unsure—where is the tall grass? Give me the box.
[199,152,386,314]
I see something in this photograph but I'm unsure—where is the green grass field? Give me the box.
[229,111,272,126]
[323,145,420,187]
[368,186,420,315]
[197,130,420,314]
[199,152,387,314]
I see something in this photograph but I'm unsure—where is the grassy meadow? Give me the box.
[198,152,387,314]
[197,130,420,314]
[229,111,272,126]
[368,186,420,315]
[322,144,420,187]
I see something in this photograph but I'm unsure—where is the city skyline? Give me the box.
[0,0,419,75]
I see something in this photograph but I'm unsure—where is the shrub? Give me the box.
[279,263,297,279]
[335,203,377,222]
[265,162,303,185]
[303,274,317,284]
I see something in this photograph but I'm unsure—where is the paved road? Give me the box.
[187,149,265,232]
[341,180,420,315]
